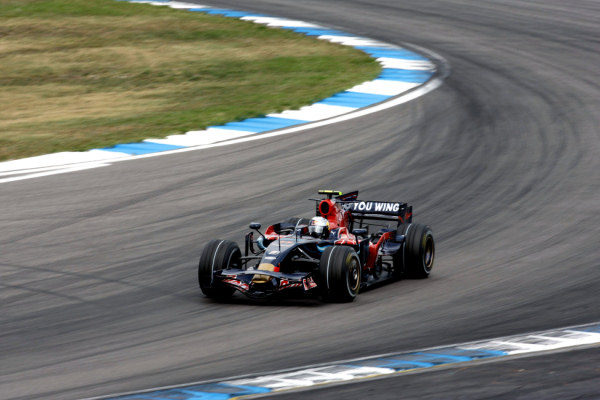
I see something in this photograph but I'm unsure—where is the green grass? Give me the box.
[0,0,381,161]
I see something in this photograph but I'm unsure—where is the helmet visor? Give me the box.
[309,224,324,235]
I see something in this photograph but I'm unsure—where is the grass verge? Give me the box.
[0,0,380,161]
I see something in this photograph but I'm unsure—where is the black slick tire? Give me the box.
[198,239,239,299]
[319,246,361,302]
[395,223,435,279]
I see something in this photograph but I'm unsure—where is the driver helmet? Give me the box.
[309,216,330,238]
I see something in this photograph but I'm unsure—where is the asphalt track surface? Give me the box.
[1,1,599,399]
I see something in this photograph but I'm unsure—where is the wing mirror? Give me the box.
[352,228,368,236]
[249,222,266,240]
[249,222,261,230]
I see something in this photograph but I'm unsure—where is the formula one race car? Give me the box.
[198,190,434,302]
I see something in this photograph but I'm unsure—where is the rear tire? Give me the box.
[394,223,434,278]
[198,239,239,299]
[319,246,361,302]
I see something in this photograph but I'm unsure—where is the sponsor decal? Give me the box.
[279,279,302,290]
[303,276,318,290]
[223,279,249,291]
[343,201,403,215]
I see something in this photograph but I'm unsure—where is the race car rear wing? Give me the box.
[315,190,412,225]
[340,200,413,225]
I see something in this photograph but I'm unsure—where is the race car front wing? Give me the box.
[214,269,318,298]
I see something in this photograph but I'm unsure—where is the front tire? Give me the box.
[198,239,239,299]
[319,246,361,302]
